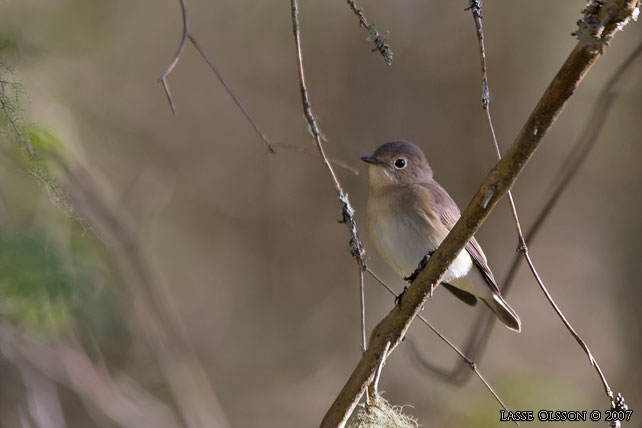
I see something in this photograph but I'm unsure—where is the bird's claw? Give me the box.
[403,252,433,283]
[395,286,408,309]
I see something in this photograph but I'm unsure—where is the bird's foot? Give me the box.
[394,286,408,309]
[403,252,434,283]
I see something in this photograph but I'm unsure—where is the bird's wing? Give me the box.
[418,182,500,294]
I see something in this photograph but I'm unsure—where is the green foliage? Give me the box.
[0,230,83,334]
[0,225,124,348]
[27,125,67,167]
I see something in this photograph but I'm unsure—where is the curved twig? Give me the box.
[159,0,188,114]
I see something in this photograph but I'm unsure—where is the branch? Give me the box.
[0,324,182,428]
[159,0,188,114]
[159,0,276,153]
[467,0,638,413]
[289,1,367,274]
[413,38,642,386]
[290,0,368,358]
[58,159,233,428]
[158,0,374,175]
[366,268,517,424]
[186,34,276,153]
[345,0,393,65]
[320,1,639,426]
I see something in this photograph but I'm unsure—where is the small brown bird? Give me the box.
[361,141,521,332]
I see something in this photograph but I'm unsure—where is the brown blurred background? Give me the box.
[0,0,641,427]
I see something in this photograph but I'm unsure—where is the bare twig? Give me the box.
[467,0,528,248]
[366,268,517,425]
[414,39,642,386]
[320,1,638,426]
[289,0,369,355]
[345,0,393,65]
[187,34,276,153]
[159,0,276,153]
[159,0,188,114]
[369,339,390,396]
[467,0,635,411]
[359,268,367,353]
[273,143,359,175]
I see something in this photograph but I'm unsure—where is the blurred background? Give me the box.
[0,0,640,427]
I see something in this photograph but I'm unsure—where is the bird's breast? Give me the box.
[367,192,473,281]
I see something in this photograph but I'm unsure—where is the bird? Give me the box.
[361,141,521,332]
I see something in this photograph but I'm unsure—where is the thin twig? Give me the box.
[345,0,393,65]
[273,143,359,175]
[159,0,276,153]
[159,0,188,114]
[467,0,527,245]
[359,268,367,353]
[460,3,641,421]
[187,34,276,153]
[366,268,517,425]
[370,339,390,395]
[289,0,369,356]
[468,0,632,408]
[416,39,642,386]
[320,1,638,425]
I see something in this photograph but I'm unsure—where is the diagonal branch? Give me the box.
[426,39,642,387]
[466,0,637,413]
[186,34,276,154]
[320,1,639,426]
[366,268,517,425]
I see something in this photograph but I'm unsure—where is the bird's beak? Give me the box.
[360,156,379,165]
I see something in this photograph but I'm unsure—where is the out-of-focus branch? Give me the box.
[0,323,182,428]
[345,0,393,65]
[57,159,233,428]
[0,66,82,227]
[320,1,639,426]
[18,364,67,428]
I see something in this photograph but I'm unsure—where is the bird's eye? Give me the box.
[394,158,406,169]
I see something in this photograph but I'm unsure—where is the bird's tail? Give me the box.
[482,294,521,332]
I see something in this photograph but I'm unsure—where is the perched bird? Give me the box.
[361,141,521,332]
